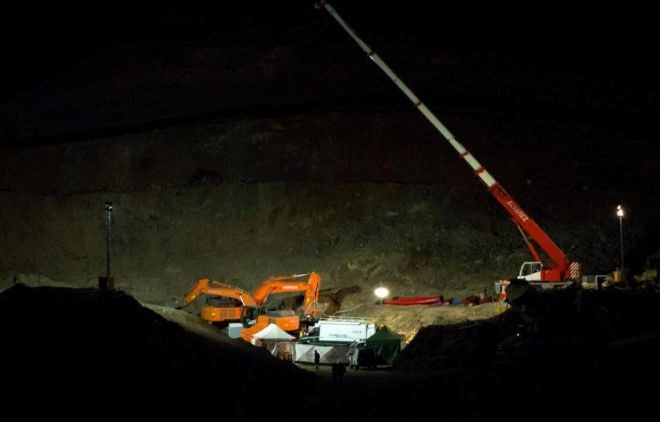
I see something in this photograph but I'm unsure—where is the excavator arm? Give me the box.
[488,184,571,281]
[180,278,211,308]
[317,1,579,282]
[181,279,257,308]
[301,271,321,321]
[252,272,320,311]
[251,272,321,321]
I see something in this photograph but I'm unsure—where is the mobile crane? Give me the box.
[316,1,582,287]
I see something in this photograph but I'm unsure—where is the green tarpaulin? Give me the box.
[366,326,404,365]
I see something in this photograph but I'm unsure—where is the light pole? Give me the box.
[617,205,624,282]
[99,201,115,290]
[105,201,112,278]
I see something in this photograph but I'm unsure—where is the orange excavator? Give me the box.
[178,278,258,324]
[240,272,321,341]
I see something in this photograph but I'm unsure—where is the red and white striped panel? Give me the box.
[569,262,582,279]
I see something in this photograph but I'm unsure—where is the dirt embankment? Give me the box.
[0,284,318,416]
[1,112,658,311]
[0,181,632,306]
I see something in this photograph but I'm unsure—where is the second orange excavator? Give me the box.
[240,272,321,341]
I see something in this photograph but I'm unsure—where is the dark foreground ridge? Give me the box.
[2,284,660,420]
[0,284,316,417]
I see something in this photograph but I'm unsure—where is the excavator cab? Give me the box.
[518,262,542,281]
[240,306,259,327]
[516,261,574,290]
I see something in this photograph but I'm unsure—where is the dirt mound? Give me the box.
[501,284,660,355]
[318,285,361,315]
[395,323,497,371]
[394,324,446,370]
[396,285,660,372]
[0,284,316,414]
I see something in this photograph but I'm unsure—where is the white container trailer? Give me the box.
[317,317,376,343]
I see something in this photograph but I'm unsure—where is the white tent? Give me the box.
[251,324,296,361]
[294,343,350,365]
[252,323,296,340]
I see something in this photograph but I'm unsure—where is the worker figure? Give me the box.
[314,349,320,369]
[347,346,357,370]
[331,362,346,384]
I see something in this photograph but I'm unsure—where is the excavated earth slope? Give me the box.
[1,109,659,338]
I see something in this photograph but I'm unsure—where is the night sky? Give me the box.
[2,0,658,144]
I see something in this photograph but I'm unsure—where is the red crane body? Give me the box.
[318,1,580,283]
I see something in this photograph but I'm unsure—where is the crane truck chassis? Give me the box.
[317,1,582,288]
